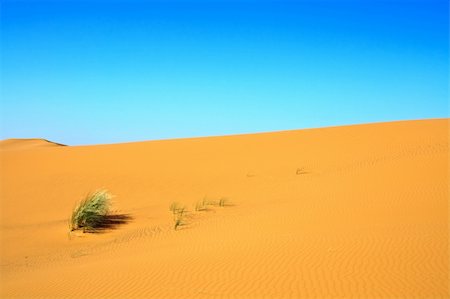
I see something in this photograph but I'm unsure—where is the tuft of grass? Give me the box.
[296,167,307,175]
[194,197,210,211]
[169,202,186,215]
[194,197,230,210]
[70,190,112,232]
[174,214,185,230]
[170,201,187,230]
[218,197,229,207]
[194,201,204,211]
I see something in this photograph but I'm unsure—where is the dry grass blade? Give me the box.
[70,190,112,232]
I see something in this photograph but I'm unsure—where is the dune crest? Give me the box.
[0,138,66,151]
[0,119,448,299]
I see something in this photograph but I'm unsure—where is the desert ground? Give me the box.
[0,119,448,299]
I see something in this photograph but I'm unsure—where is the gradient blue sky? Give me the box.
[1,0,448,145]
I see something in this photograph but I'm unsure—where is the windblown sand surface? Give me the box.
[0,119,448,299]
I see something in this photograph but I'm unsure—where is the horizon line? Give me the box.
[1,117,447,148]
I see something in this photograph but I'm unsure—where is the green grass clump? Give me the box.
[70,190,112,232]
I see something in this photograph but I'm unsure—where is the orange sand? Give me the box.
[0,119,448,298]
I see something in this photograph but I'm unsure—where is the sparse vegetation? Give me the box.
[194,199,207,211]
[169,202,185,215]
[173,213,185,230]
[218,197,228,207]
[70,190,112,232]
[193,196,230,211]
[172,197,233,230]
[194,197,211,211]
[170,202,187,230]
[296,167,307,175]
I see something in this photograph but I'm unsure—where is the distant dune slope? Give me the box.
[0,119,448,299]
[0,138,65,151]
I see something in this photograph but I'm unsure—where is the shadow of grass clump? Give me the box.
[82,214,132,233]
[69,190,131,233]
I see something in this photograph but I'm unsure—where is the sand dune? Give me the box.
[0,138,65,151]
[0,119,448,299]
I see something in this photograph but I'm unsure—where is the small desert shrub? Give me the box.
[70,190,112,232]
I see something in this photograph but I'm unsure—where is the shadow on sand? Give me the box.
[83,214,132,233]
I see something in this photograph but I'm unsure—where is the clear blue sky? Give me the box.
[1,0,448,145]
